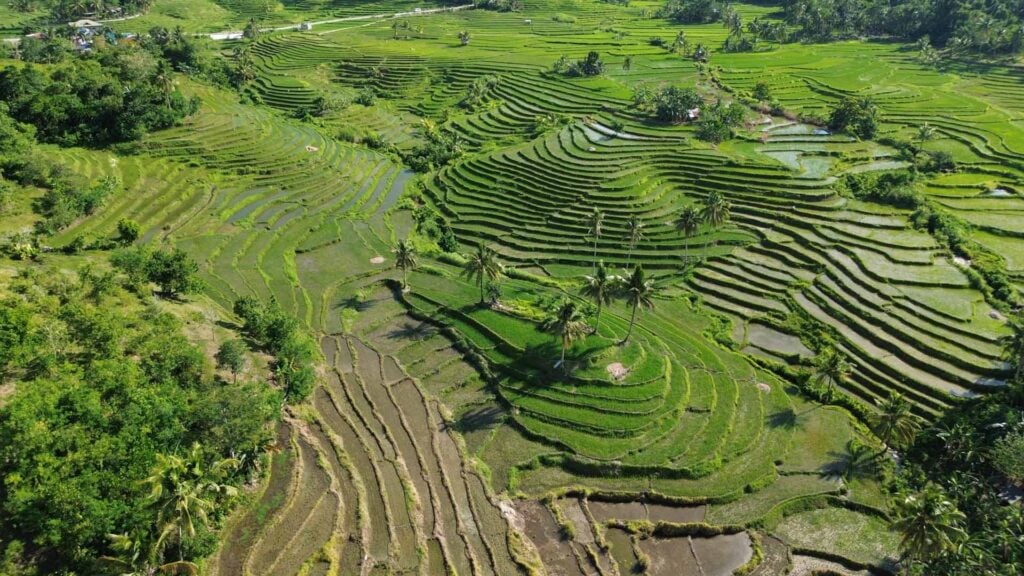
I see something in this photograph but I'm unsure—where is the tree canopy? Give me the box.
[0,265,279,574]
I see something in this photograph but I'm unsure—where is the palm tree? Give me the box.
[674,205,701,262]
[144,443,238,563]
[102,531,199,575]
[917,122,936,142]
[892,484,966,568]
[392,238,417,289]
[624,215,644,268]
[586,207,604,275]
[458,30,470,46]
[580,260,615,334]
[461,243,501,305]
[872,392,920,450]
[813,346,851,401]
[701,191,730,246]
[542,300,588,372]
[620,265,655,345]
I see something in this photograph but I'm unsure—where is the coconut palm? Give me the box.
[392,238,417,289]
[917,122,936,142]
[542,300,588,372]
[620,265,656,345]
[872,392,920,450]
[701,191,730,246]
[624,215,644,267]
[461,243,501,305]
[674,205,701,262]
[144,443,238,562]
[892,484,966,567]
[812,346,851,401]
[586,207,605,274]
[102,531,199,576]
[580,260,615,334]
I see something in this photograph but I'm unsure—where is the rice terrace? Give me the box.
[1,0,1023,574]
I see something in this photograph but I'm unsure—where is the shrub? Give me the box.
[991,428,1024,483]
[652,86,702,122]
[116,218,140,245]
[111,246,202,297]
[753,81,772,102]
[695,100,746,143]
[232,297,316,402]
[828,96,878,139]
[659,0,724,23]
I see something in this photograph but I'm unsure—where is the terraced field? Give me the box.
[46,0,1024,573]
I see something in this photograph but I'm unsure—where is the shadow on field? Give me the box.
[340,294,376,312]
[510,342,584,383]
[386,321,437,341]
[767,408,801,430]
[821,441,880,482]
[455,406,505,433]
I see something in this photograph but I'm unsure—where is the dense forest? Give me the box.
[0,267,281,575]
[660,0,1024,53]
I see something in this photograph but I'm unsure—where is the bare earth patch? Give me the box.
[607,362,628,380]
[0,383,14,407]
[757,382,772,393]
[370,256,386,264]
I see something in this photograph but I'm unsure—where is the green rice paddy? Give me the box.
[29,0,1024,572]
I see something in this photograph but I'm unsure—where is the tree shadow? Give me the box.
[767,407,801,430]
[453,405,505,434]
[507,341,582,384]
[215,319,242,331]
[339,294,375,312]
[386,321,437,341]
[820,440,880,482]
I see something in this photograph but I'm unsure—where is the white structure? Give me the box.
[298,22,313,31]
[69,19,102,28]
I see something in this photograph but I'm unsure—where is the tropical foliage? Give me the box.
[0,266,278,573]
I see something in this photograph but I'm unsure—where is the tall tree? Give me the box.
[392,238,418,289]
[701,191,730,246]
[542,299,588,372]
[144,444,238,563]
[812,346,851,400]
[620,265,656,345]
[872,392,920,450]
[892,484,966,568]
[625,215,645,267]
[580,260,615,334]
[461,243,501,304]
[674,205,702,261]
[586,207,605,274]
[215,339,247,382]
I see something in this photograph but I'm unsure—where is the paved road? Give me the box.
[207,4,473,40]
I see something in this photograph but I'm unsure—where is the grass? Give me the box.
[774,507,900,568]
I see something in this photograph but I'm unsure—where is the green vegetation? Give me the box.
[2,0,1023,574]
[0,266,278,573]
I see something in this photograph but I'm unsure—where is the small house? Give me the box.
[687,107,700,121]
[298,22,313,31]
